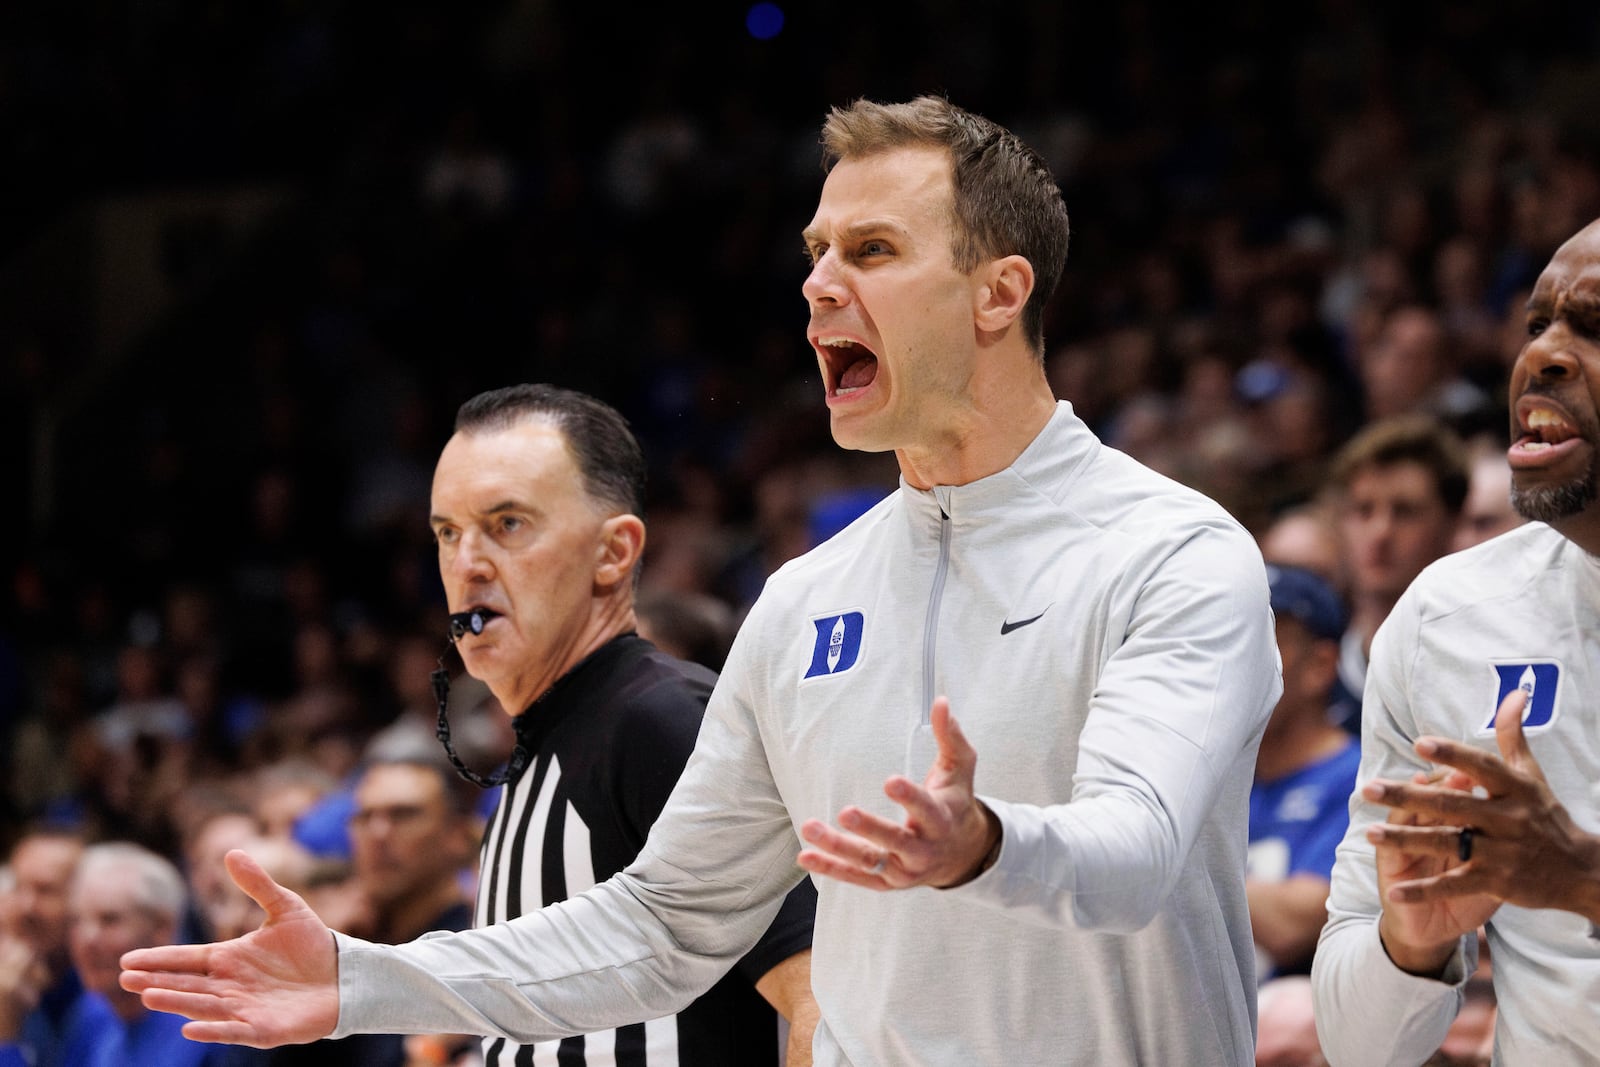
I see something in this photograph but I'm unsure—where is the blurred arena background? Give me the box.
[5,0,1600,850]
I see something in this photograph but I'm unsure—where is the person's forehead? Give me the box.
[807,145,954,232]
[15,838,80,879]
[446,417,572,464]
[71,869,137,910]
[1266,514,1337,547]
[1536,223,1600,296]
[434,419,580,498]
[1348,460,1439,498]
[357,764,440,806]
[196,811,258,845]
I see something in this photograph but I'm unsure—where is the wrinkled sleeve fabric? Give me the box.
[333,626,805,1043]
[1311,593,1471,1067]
[945,520,1280,931]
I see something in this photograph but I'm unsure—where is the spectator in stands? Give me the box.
[1452,435,1526,552]
[1254,975,1326,1067]
[1249,565,1359,978]
[272,756,482,1067]
[1259,503,1348,600]
[634,588,736,672]
[1326,415,1468,730]
[178,800,260,943]
[68,842,232,1065]
[0,826,116,1067]
[251,759,339,843]
[347,757,478,946]
[1360,306,1474,421]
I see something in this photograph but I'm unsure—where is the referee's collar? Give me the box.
[511,631,645,753]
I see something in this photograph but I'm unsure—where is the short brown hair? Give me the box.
[1329,414,1470,515]
[821,96,1070,355]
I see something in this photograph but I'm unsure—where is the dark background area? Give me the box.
[5,0,1600,848]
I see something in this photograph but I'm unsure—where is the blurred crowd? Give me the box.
[6,1,1600,1064]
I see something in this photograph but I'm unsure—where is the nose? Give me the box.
[1516,323,1581,385]
[356,815,390,841]
[802,250,848,309]
[444,528,494,582]
[1367,509,1394,543]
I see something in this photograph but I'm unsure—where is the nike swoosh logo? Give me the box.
[1000,606,1050,635]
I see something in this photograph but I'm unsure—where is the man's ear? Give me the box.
[974,254,1034,333]
[595,513,646,590]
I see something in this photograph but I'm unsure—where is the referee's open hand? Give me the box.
[120,849,341,1048]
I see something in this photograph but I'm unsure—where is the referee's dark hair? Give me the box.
[454,384,645,518]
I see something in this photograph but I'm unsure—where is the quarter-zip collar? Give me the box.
[901,401,1098,524]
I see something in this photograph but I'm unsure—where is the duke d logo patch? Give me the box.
[803,611,865,679]
[1481,661,1562,733]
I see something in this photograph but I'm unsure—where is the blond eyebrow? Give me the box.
[801,218,909,247]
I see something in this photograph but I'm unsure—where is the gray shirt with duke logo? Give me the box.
[1313,522,1600,1066]
[332,401,1280,1065]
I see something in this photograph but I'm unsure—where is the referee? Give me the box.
[427,384,816,1066]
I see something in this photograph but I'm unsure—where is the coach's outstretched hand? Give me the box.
[798,695,1001,891]
[120,849,341,1048]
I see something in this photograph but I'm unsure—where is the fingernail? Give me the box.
[1416,739,1437,757]
[1361,782,1385,801]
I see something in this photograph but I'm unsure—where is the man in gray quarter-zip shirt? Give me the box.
[122,95,1280,1066]
[1313,217,1600,1066]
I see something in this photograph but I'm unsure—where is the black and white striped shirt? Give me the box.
[476,634,815,1067]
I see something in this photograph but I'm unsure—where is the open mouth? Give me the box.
[817,337,879,398]
[1508,395,1598,471]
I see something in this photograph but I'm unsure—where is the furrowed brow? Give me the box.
[838,219,905,242]
[803,219,906,246]
[430,500,523,527]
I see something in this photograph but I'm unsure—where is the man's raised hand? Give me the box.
[798,696,1001,891]
[120,849,341,1048]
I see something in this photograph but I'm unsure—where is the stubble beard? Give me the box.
[1511,450,1598,523]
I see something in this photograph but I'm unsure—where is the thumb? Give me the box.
[224,848,306,920]
[1494,687,1534,770]
[929,696,977,779]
